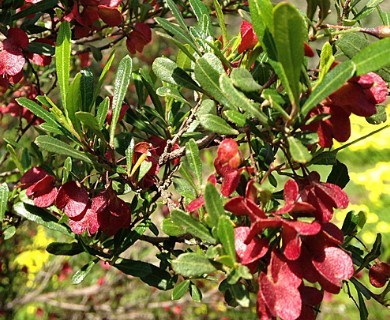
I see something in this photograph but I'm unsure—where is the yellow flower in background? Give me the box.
[350,162,390,204]
[13,225,54,286]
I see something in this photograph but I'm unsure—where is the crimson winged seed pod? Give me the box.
[369,261,390,288]
[56,181,89,218]
[238,21,258,53]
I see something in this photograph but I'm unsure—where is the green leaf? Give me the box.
[109,55,132,147]
[166,0,188,32]
[80,69,94,112]
[56,21,71,112]
[0,183,9,223]
[189,282,203,302]
[228,282,250,307]
[97,97,110,129]
[204,183,224,227]
[72,260,97,284]
[46,242,83,256]
[352,38,390,75]
[273,2,306,106]
[353,0,383,21]
[3,226,16,240]
[185,139,202,183]
[12,0,57,20]
[67,73,82,132]
[172,280,190,300]
[156,86,189,105]
[220,74,268,125]
[189,0,210,23]
[94,51,115,103]
[366,105,387,125]
[172,253,217,277]
[337,33,368,59]
[198,114,239,135]
[217,216,236,263]
[287,136,312,163]
[301,60,356,118]
[155,17,199,54]
[13,202,73,237]
[115,259,174,290]
[194,53,234,109]
[248,0,274,42]
[171,209,216,244]
[231,68,262,92]
[310,150,338,165]
[35,136,93,164]
[224,110,247,127]
[162,218,186,236]
[16,98,62,131]
[213,0,228,45]
[318,42,335,84]
[327,160,349,189]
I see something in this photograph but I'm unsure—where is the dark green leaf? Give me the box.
[172,253,217,277]
[46,242,83,256]
[12,0,57,20]
[366,105,387,125]
[13,202,73,237]
[224,110,247,127]
[80,69,94,112]
[310,150,338,165]
[115,259,174,290]
[72,260,97,284]
[327,160,349,188]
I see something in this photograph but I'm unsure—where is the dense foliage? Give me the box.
[0,1,389,319]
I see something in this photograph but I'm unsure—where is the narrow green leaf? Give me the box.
[189,282,203,302]
[35,136,93,164]
[115,259,174,290]
[172,280,190,300]
[13,202,73,237]
[109,55,132,147]
[301,60,356,118]
[16,98,61,130]
[172,253,217,277]
[72,260,97,284]
[248,0,274,41]
[97,97,110,129]
[190,0,210,23]
[67,73,82,132]
[213,0,228,45]
[46,242,83,256]
[185,139,202,183]
[94,51,115,103]
[155,17,200,54]
[194,53,234,109]
[273,2,306,105]
[217,216,236,262]
[75,111,101,133]
[156,86,189,105]
[318,42,335,84]
[166,0,188,32]
[204,183,224,227]
[0,183,9,223]
[171,209,216,244]
[231,68,262,92]
[199,114,239,135]
[12,0,57,20]
[288,136,312,163]
[56,21,71,112]
[352,38,390,75]
[220,74,268,125]
[80,69,94,112]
